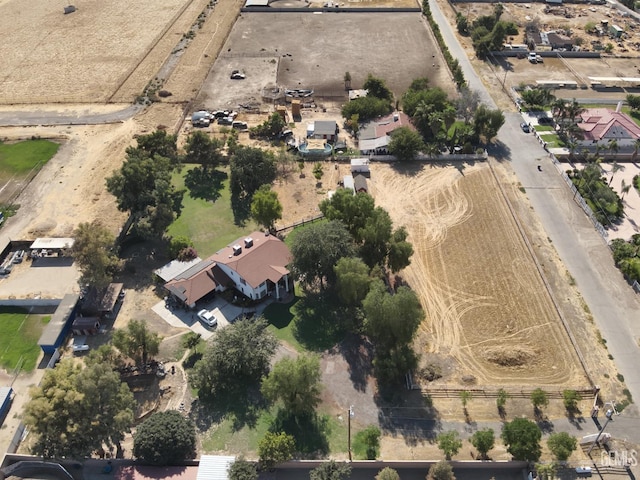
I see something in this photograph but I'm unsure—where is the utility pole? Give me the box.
[348,405,354,461]
[587,408,614,455]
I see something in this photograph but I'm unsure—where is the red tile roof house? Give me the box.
[165,232,292,308]
[358,111,416,155]
[577,108,640,156]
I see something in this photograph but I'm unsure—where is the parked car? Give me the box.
[230,70,246,80]
[197,309,218,328]
[218,116,233,125]
[73,344,90,353]
[12,250,24,263]
[575,467,592,476]
[232,121,248,130]
[520,122,530,133]
[528,52,538,63]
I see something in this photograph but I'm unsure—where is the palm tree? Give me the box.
[609,160,623,186]
[566,98,585,124]
[343,72,351,91]
[608,138,619,160]
[621,179,632,201]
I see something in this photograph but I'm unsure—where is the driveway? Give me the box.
[151,295,256,339]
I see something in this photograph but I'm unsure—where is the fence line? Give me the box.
[274,214,324,233]
[410,385,595,399]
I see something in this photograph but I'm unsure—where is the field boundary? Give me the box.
[486,157,595,389]
[409,384,594,399]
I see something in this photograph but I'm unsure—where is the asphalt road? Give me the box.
[428,0,640,428]
[0,104,142,126]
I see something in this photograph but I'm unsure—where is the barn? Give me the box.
[38,294,80,355]
[0,386,13,425]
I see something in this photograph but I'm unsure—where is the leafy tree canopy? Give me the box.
[547,432,577,462]
[310,461,352,480]
[184,131,224,171]
[473,105,505,143]
[250,185,283,232]
[342,96,393,122]
[133,411,196,465]
[437,431,462,460]
[169,235,195,259]
[72,221,122,289]
[290,220,356,290]
[228,457,258,480]
[376,468,400,480]
[501,417,542,462]
[230,146,277,198]
[258,431,296,470]
[261,354,322,417]
[334,257,372,306]
[251,112,287,139]
[402,86,451,119]
[470,428,495,459]
[388,127,425,162]
[363,74,394,103]
[130,129,179,168]
[23,359,135,458]
[192,317,278,398]
[362,279,424,351]
[427,461,456,480]
[112,319,161,366]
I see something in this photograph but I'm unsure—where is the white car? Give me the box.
[197,309,218,327]
[575,467,592,475]
[72,344,90,353]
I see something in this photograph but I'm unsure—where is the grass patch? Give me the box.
[542,134,566,148]
[167,165,257,256]
[263,296,305,353]
[0,310,50,372]
[283,218,328,248]
[534,125,555,132]
[0,140,59,179]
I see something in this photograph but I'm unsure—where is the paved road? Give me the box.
[0,104,142,126]
[429,0,640,427]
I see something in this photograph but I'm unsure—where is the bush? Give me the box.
[133,411,196,465]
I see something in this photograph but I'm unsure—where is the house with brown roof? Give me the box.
[165,232,292,308]
[577,108,640,151]
[358,111,416,155]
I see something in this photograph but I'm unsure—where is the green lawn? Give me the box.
[263,294,304,352]
[167,165,257,257]
[200,404,347,456]
[542,134,566,148]
[534,125,555,132]
[0,310,50,372]
[0,139,59,180]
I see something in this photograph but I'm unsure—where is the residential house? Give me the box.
[576,107,640,152]
[165,232,292,308]
[358,111,415,155]
[313,120,338,142]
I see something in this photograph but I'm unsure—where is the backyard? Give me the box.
[0,309,50,372]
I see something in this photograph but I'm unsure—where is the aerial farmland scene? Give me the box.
[1,0,640,479]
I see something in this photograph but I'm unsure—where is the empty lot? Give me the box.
[196,11,456,109]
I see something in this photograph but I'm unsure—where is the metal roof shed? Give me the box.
[30,238,75,250]
[0,386,13,425]
[154,258,203,282]
[245,0,269,6]
[38,294,80,355]
[197,456,236,480]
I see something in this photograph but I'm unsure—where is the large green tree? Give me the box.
[501,417,542,462]
[258,431,296,470]
[547,432,577,462]
[334,257,371,306]
[23,359,135,458]
[192,317,278,398]
[132,129,179,168]
[72,221,122,289]
[106,149,184,239]
[310,461,352,480]
[388,127,425,162]
[473,105,505,143]
[250,185,283,232]
[289,220,356,290]
[261,355,322,417]
[230,146,277,198]
[112,319,161,366]
[363,74,394,103]
[133,411,196,465]
[362,280,424,352]
[184,130,224,172]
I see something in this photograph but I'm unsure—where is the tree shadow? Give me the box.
[335,333,374,393]
[231,192,252,226]
[389,161,426,176]
[292,292,353,352]
[184,167,227,202]
[190,386,266,433]
[536,414,555,434]
[116,237,170,291]
[487,139,512,163]
[271,409,330,457]
[376,389,441,447]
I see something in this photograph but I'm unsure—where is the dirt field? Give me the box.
[0,0,196,104]
[196,11,456,110]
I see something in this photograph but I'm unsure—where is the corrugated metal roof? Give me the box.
[197,455,235,480]
[30,237,75,250]
[38,294,79,347]
[0,386,13,417]
[154,258,203,282]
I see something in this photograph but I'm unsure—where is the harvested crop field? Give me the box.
[0,0,195,104]
[368,162,589,387]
